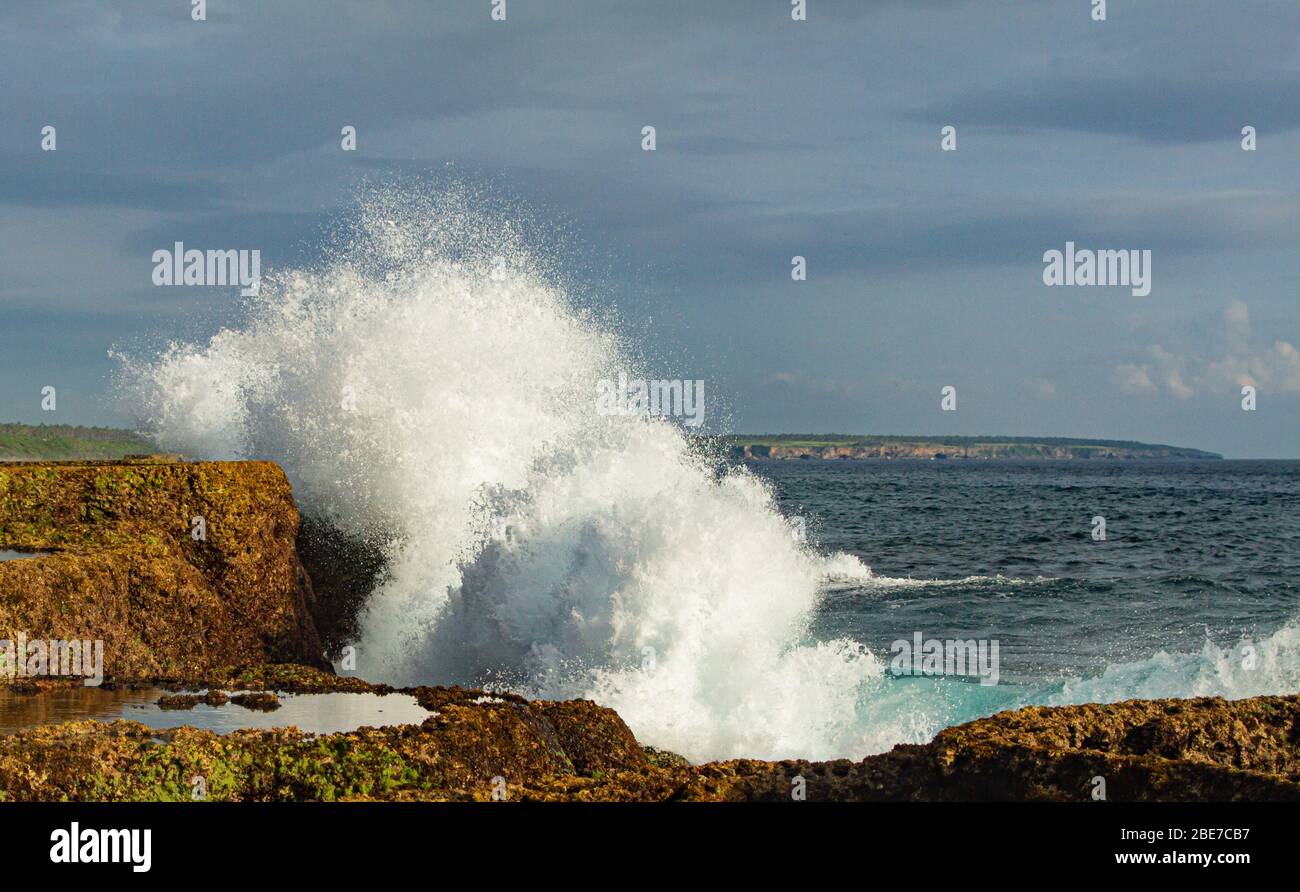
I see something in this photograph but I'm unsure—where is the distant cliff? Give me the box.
[728,435,1222,461]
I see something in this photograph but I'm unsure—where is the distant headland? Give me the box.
[726,434,1222,461]
[1,424,1226,463]
[0,424,154,461]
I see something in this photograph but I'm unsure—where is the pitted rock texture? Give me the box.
[0,460,328,679]
[0,670,1294,802]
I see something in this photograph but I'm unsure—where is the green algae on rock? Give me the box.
[156,693,202,710]
[0,666,1295,801]
[0,676,667,802]
[230,692,281,712]
[1,457,1295,803]
[0,459,328,680]
[677,695,1300,802]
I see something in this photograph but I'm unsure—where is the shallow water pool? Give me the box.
[0,687,432,736]
[0,550,49,562]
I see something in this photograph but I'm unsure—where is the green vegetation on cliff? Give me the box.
[0,424,154,461]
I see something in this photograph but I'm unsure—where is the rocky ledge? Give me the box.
[0,664,1295,801]
[0,458,1292,801]
[0,459,327,678]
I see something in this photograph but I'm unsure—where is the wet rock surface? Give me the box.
[156,694,202,710]
[0,665,1294,801]
[0,460,329,678]
[155,689,234,710]
[680,695,1300,802]
[230,692,281,712]
[1,459,1294,801]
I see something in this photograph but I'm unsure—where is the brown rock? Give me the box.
[675,695,1300,802]
[230,692,280,712]
[0,677,1293,802]
[0,459,329,680]
[156,693,201,710]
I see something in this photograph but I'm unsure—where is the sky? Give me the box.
[2,0,1298,458]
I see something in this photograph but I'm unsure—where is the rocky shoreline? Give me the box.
[0,458,1293,802]
[1,667,1295,801]
[0,458,328,678]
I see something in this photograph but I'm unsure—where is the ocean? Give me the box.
[766,458,1300,749]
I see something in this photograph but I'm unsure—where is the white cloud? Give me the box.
[1113,363,1156,394]
[1113,301,1300,398]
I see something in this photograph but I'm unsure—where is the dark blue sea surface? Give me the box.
[750,459,1299,733]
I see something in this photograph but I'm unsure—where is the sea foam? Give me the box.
[117,187,882,762]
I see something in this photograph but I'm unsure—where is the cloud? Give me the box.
[1112,363,1156,394]
[1199,301,1300,393]
[920,74,1300,144]
[2,0,1299,455]
[1113,302,1300,398]
[909,1,1300,144]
